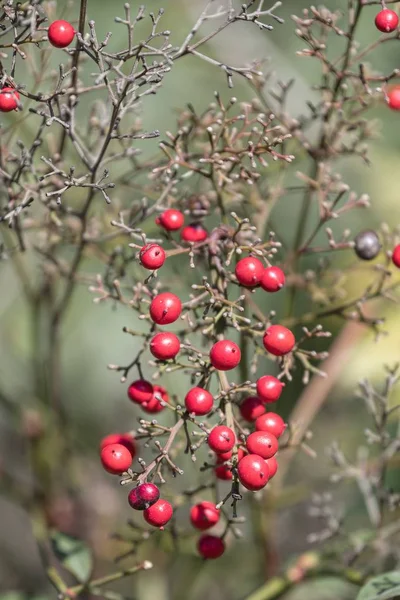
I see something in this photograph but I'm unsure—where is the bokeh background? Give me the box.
[1,1,400,599]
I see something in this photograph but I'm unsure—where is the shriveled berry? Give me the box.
[263,325,295,356]
[235,257,264,287]
[392,244,400,268]
[255,412,286,439]
[100,443,132,474]
[208,425,236,454]
[156,209,184,231]
[388,86,400,111]
[239,396,266,422]
[48,20,75,48]
[375,9,399,33]
[128,380,153,404]
[265,456,278,479]
[181,223,208,243]
[128,483,160,510]
[246,431,279,459]
[143,498,173,528]
[139,244,166,270]
[100,433,136,458]
[198,534,225,559]
[256,375,284,403]
[354,230,381,261]
[185,387,214,416]
[0,87,20,112]
[150,332,180,360]
[141,385,169,413]
[190,501,220,530]
[150,292,182,325]
[260,266,285,293]
[237,454,269,491]
[210,340,241,371]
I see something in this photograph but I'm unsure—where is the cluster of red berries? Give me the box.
[155,208,208,243]
[373,8,400,110]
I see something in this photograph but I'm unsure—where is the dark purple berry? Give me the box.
[128,482,160,510]
[354,230,381,261]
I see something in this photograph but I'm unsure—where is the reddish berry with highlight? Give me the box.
[150,332,180,360]
[255,412,286,439]
[190,501,220,530]
[198,534,225,559]
[387,86,400,111]
[265,456,278,479]
[181,223,208,243]
[256,375,284,403]
[48,20,75,48]
[128,379,153,404]
[208,425,236,454]
[392,244,400,268]
[185,387,214,415]
[156,209,184,231]
[210,340,241,371]
[260,266,285,293]
[150,292,182,325]
[143,498,173,528]
[141,385,169,413]
[139,244,166,270]
[214,449,245,480]
[100,433,136,458]
[239,396,266,422]
[237,454,270,491]
[263,325,295,356]
[375,9,399,33]
[128,483,160,510]
[0,87,19,112]
[235,257,264,288]
[100,443,132,474]
[246,431,279,459]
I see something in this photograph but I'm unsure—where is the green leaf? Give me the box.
[50,532,93,583]
[283,577,357,600]
[0,593,24,600]
[356,572,400,600]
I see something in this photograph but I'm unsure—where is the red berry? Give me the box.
[392,244,400,268]
[100,433,136,458]
[246,431,279,459]
[150,332,180,360]
[139,244,166,270]
[235,257,264,288]
[239,396,266,422]
[181,223,208,243]
[260,266,285,293]
[255,412,286,438]
[156,209,184,231]
[185,387,214,416]
[198,534,225,559]
[128,483,160,510]
[128,379,153,404]
[375,9,399,32]
[0,87,20,112]
[256,375,284,403]
[142,385,169,413]
[237,454,270,491]
[214,449,245,480]
[208,425,236,454]
[100,443,132,474]
[210,340,241,371]
[143,498,173,528]
[387,86,400,110]
[48,20,75,48]
[263,325,295,356]
[265,456,278,479]
[216,447,244,463]
[150,292,182,325]
[190,501,220,530]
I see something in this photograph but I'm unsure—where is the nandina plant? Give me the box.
[1,1,400,599]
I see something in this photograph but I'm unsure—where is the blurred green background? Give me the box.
[1,1,400,599]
